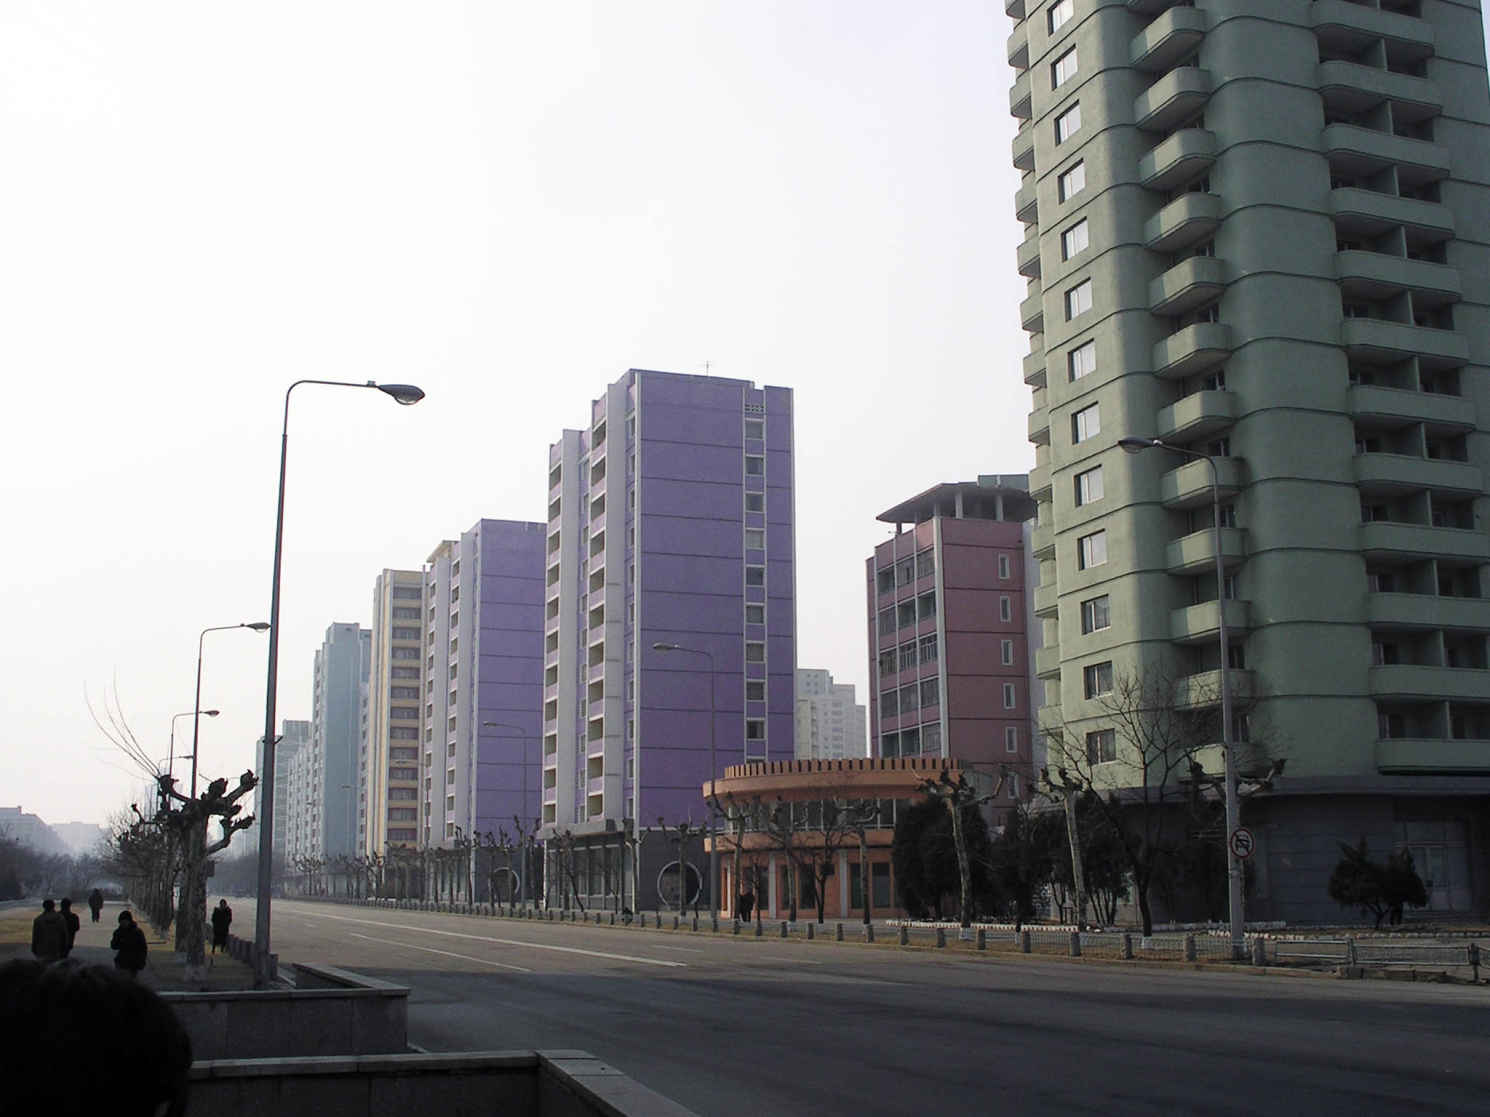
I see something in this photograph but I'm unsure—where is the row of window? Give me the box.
[876,591,938,636]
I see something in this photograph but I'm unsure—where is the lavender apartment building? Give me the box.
[542,369,795,910]
[422,520,546,852]
[866,477,1037,817]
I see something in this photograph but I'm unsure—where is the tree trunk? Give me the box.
[1060,789,1089,928]
[948,800,974,928]
[857,832,872,925]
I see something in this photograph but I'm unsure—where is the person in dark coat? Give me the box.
[88,888,104,923]
[110,910,148,976]
[738,889,755,924]
[210,899,232,954]
[31,900,68,962]
[59,898,80,957]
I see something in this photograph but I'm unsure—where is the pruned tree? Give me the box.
[917,768,1008,928]
[891,792,998,923]
[1328,839,1428,929]
[839,799,883,926]
[985,799,1055,925]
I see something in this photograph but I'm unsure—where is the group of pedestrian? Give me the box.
[31,895,148,976]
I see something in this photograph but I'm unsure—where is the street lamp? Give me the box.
[483,720,530,906]
[1119,435,1244,960]
[254,378,425,986]
[652,642,718,921]
[167,709,220,785]
[192,622,270,798]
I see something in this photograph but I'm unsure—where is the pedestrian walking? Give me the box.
[210,899,232,955]
[59,898,81,957]
[110,910,148,977]
[31,900,68,962]
[88,888,104,923]
[738,889,755,924]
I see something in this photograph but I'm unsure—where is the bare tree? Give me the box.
[917,768,1008,929]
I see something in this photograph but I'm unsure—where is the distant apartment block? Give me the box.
[254,718,309,859]
[794,668,867,760]
[866,478,1037,810]
[541,369,796,911]
[361,569,425,854]
[286,622,369,862]
[422,520,545,849]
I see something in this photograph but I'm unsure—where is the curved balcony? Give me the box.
[1145,192,1221,254]
[1336,251,1460,305]
[1023,347,1048,388]
[1360,521,1490,562]
[1131,6,1207,72]
[1165,526,1247,574]
[1008,26,1029,71]
[1311,0,1435,65]
[1020,288,1045,333]
[1139,128,1217,191]
[1349,384,1475,431]
[1029,463,1052,500]
[1035,646,1063,681]
[1173,668,1255,710]
[1135,67,1213,133]
[1353,453,1482,496]
[1370,665,1490,702]
[1322,123,1449,185]
[1156,389,1237,441]
[1005,0,1026,18]
[1368,593,1490,633]
[1012,125,1035,172]
[1341,318,1468,369]
[1034,581,1059,619]
[1017,230,1042,279]
[1318,60,1442,124]
[1160,455,1245,510]
[1028,406,1051,446]
[1170,598,1250,645]
[1152,322,1232,380]
[1376,739,1490,777]
[1010,69,1032,120]
[1015,179,1039,224]
[1032,523,1055,560]
[1150,255,1227,317]
[1330,187,1454,246]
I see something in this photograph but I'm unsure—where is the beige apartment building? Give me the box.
[1009,0,1489,919]
[361,569,425,854]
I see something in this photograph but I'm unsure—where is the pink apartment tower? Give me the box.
[865,476,1036,815]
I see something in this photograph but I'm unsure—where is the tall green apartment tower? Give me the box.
[1010,0,1490,921]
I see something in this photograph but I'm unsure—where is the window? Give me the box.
[391,666,419,679]
[746,680,765,701]
[878,607,896,636]
[1065,279,1092,320]
[746,719,766,740]
[1001,639,1015,666]
[877,648,896,676]
[922,723,942,754]
[1048,0,1074,34]
[1086,728,1117,764]
[919,634,939,664]
[745,528,765,549]
[1005,726,1020,753]
[917,591,937,620]
[1083,661,1113,698]
[1072,403,1100,443]
[920,677,939,709]
[746,603,765,624]
[746,641,765,662]
[998,553,1012,580]
[1075,465,1104,505]
[744,419,764,440]
[390,727,418,740]
[1057,161,1086,202]
[1061,219,1089,260]
[916,550,935,579]
[1078,530,1108,570]
[1000,595,1013,622]
[746,565,765,586]
[1056,103,1081,144]
[745,455,764,475]
[1052,47,1078,89]
[1002,683,1018,710]
[900,684,920,714]
[899,642,919,672]
[745,492,764,512]
[881,690,899,718]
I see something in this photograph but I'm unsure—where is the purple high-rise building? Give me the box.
[542,369,795,911]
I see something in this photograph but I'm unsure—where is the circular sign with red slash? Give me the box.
[1229,827,1256,860]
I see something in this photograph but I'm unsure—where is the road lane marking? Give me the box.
[287,908,686,968]
[349,932,533,973]
[649,944,705,954]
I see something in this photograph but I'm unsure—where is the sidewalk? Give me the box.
[0,900,256,991]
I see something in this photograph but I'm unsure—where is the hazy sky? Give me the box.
[5,3,1486,831]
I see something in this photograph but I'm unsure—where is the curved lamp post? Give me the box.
[167,709,219,785]
[652,642,718,921]
[482,720,531,906]
[191,622,270,798]
[1119,435,1243,960]
[254,379,425,986]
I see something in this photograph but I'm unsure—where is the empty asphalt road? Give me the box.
[239,899,1489,1115]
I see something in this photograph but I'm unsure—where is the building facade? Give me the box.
[254,718,309,859]
[421,520,545,850]
[1008,0,1490,919]
[361,569,425,854]
[866,478,1038,815]
[541,369,796,910]
[794,668,868,760]
[288,622,370,862]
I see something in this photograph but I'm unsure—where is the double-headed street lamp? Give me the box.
[166,709,219,784]
[191,622,270,798]
[1118,435,1244,960]
[254,378,425,987]
[482,720,532,906]
[652,642,718,921]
